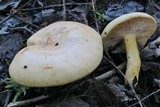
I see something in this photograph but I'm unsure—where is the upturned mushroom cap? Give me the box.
[9,21,103,87]
[101,12,157,85]
[101,12,157,51]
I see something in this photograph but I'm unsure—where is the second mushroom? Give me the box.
[101,12,157,86]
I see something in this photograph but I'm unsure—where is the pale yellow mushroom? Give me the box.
[9,21,103,87]
[101,12,157,85]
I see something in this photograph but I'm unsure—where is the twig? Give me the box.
[154,4,160,11]
[14,16,41,29]
[0,79,5,85]
[104,56,143,107]
[103,56,126,81]
[81,13,88,25]
[21,3,92,11]
[7,95,50,107]
[129,88,160,107]
[91,0,99,32]
[62,0,66,20]
[95,62,126,81]
[4,90,12,107]
[0,15,13,25]
[0,0,32,25]
[8,26,34,34]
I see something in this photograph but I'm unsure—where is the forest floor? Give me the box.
[0,0,160,107]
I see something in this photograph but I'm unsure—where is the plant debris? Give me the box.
[103,1,144,21]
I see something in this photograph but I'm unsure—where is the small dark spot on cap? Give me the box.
[86,39,88,41]
[24,65,27,69]
[55,42,59,46]
[104,32,107,35]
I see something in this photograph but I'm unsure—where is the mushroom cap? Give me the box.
[101,12,157,51]
[9,21,103,87]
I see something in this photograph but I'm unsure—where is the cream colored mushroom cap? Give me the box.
[101,12,157,51]
[9,21,103,87]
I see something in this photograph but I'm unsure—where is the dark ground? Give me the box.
[0,0,160,107]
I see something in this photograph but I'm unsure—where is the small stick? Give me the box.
[62,0,66,20]
[154,4,160,11]
[4,90,12,107]
[8,26,34,34]
[21,3,92,11]
[129,88,160,107]
[104,56,143,107]
[14,16,41,29]
[7,95,50,107]
[0,0,32,25]
[95,62,126,81]
[91,0,99,32]
[0,15,13,25]
[81,13,88,25]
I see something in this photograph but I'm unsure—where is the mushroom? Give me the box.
[9,21,103,87]
[101,12,157,85]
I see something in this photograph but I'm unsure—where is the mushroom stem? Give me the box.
[124,35,141,86]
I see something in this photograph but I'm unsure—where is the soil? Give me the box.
[0,0,160,107]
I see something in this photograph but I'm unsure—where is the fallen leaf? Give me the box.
[0,0,21,10]
[103,1,144,21]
